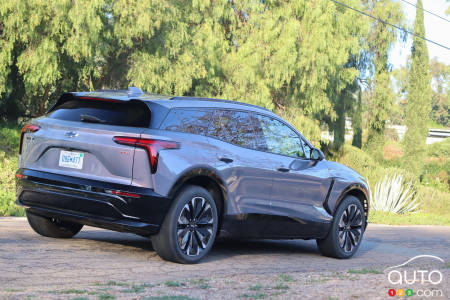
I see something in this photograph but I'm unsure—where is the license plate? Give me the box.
[59,150,84,169]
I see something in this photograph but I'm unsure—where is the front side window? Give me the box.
[208,109,257,149]
[254,114,304,158]
[160,108,212,135]
[301,139,312,159]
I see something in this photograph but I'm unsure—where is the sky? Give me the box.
[389,0,450,69]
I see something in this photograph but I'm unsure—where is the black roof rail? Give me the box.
[170,96,270,111]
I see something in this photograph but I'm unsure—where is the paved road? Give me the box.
[0,217,449,289]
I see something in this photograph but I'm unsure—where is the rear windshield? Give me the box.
[48,98,150,128]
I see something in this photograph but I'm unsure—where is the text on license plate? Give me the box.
[59,150,84,169]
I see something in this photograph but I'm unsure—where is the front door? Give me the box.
[253,114,332,238]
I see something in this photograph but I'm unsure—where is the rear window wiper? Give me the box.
[80,114,107,124]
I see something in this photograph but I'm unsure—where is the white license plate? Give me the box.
[59,150,84,169]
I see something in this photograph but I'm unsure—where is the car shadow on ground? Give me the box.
[74,228,331,262]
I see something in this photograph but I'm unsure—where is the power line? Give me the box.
[398,0,450,23]
[330,0,450,51]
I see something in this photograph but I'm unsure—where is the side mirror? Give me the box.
[311,148,325,161]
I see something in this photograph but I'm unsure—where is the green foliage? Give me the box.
[0,0,370,130]
[403,0,432,175]
[364,0,405,159]
[275,108,321,146]
[351,90,363,148]
[421,139,450,191]
[429,59,449,127]
[369,211,450,226]
[0,123,24,216]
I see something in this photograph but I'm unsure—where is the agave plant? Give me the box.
[371,173,419,214]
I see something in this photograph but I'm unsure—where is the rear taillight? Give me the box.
[113,137,179,173]
[19,124,40,154]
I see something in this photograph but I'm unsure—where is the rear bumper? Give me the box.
[16,169,172,236]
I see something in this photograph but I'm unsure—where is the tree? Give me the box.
[352,89,363,148]
[429,59,449,127]
[363,0,405,160]
[403,0,432,174]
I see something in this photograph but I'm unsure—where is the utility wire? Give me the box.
[330,0,450,51]
[398,0,450,23]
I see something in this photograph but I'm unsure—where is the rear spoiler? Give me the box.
[47,88,146,113]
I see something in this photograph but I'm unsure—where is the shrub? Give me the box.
[371,173,419,214]
[0,124,24,216]
[416,185,450,215]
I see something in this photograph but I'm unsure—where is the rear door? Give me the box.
[19,97,150,185]
[206,109,273,217]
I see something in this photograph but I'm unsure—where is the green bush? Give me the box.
[335,144,417,188]
[275,108,322,146]
[0,124,24,216]
[421,139,450,192]
[416,185,450,215]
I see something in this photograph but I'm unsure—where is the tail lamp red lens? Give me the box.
[113,137,179,173]
[111,190,140,198]
[19,124,40,154]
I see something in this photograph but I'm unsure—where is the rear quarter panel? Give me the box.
[139,129,216,196]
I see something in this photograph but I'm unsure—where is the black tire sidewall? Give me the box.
[164,185,219,263]
[329,196,366,259]
[26,210,83,238]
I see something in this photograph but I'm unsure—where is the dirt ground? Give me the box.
[0,218,449,299]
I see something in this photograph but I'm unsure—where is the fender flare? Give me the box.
[167,165,229,213]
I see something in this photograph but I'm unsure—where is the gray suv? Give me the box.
[16,88,370,263]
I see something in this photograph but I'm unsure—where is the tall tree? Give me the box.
[403,0,432,174]
[429,59,449,127]
[364,0,404,159]
[352,89,363,148]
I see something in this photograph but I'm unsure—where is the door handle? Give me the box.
[276,166,290,172]
[218,156,234,163]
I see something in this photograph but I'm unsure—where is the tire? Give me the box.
[151,185,219,264]
[26,210,83,239]
[316,195,366,259]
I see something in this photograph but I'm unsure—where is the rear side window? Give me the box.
[208,109,257,149]
[160,108,212,135]
[48,99,150,128]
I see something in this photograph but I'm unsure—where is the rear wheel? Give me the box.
[151,185,218,264]
[26,210,83,238]
[316,196,365,259]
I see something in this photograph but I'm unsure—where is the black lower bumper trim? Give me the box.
[16,168,173,236]
[25,206,158,236]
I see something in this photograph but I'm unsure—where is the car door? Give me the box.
[206,109,273,221]
[253,114,332,238]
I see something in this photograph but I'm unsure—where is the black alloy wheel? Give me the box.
[176,196,214,256]
[316,195,366,259]
[151,185,218,264]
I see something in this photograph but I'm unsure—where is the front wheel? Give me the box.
[316,196,366,259]
[151,185,219,264]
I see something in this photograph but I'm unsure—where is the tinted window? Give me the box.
[209,110,257,149]
[254,115,304,158]
[160,108,212,135]
[49,99,150,127]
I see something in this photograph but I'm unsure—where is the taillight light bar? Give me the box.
[19,124,40,154]
[113,137,179,173]
[111,190,140,198]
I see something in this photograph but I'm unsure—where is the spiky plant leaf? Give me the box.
[371,173,419,214]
